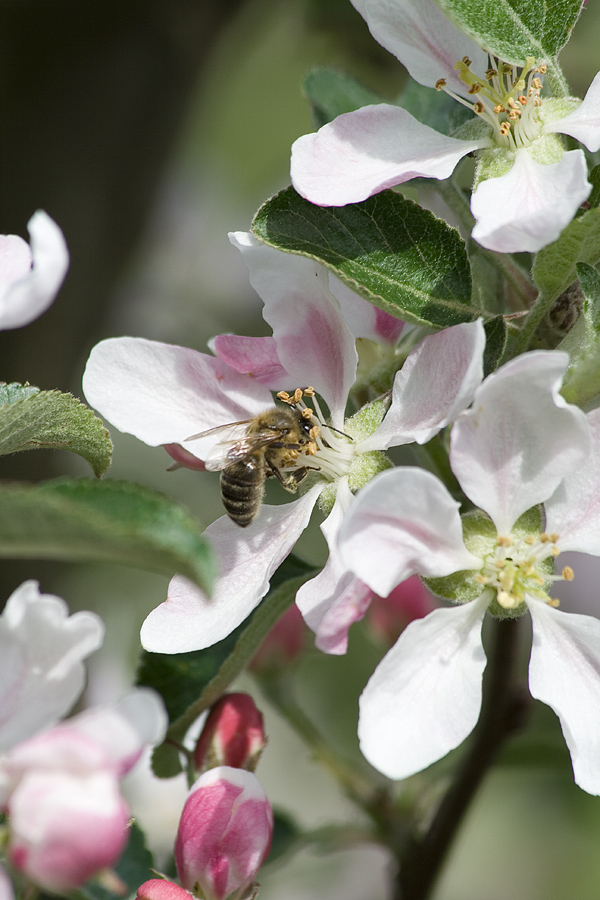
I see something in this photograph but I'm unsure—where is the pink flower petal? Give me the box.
[212,335,290,388]
[471,149,591,253]
[358,595,488,779]
[329,276,404,344]
[141,488,322,653]
[83,337,274,459]
[354,0,487,98]
[338,467,481,597]
[291,104,489,207]
[451,351,591,535]
[230,232,358,428]
[360,320,484,451]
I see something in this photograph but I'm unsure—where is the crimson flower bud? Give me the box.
[249,605,305,672]
[194,694,266,773]
[175,767,272,900]
[137,879,191,900]
[367,576,436,647]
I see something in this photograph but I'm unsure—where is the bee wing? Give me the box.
[204,429,286,472]
[185,419,253,443]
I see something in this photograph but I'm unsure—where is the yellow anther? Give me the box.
[539,532,550,542]
[537,64,547,74]
[549,533,560,543]
[462,56,472,66]
[532,77,543,89]
[304,386,315,396]
[301,407,314,419]
[468,83,481,95]
[435,78,447,91]
[499,122,511,136]
[547,598,560,608]
[277,391,290,402]
[525,536,536,545]
[493,104,506,114]
[291,388,303,404]
[497,535,513,547]
[473,101,484,114]
[534,96,543,106]
[306,441,318,456]
[309,425,320,441]
[518,95,527,105]
[551,547,560,557]
[562,566,575,581]
[509,109,520,120]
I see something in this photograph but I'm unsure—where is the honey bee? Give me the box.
[187,403,319,527]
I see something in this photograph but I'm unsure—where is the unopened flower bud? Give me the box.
[249,605,305,672]
[194,694,266,773]
[175,767,273,900]
[137,879,192,900]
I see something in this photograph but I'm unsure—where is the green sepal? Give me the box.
[560,262,600,407]
[483,316,508,376]
[252,186,479,329]
[0,384,112,476]
[434,0,583,66]
[0,477,214,592]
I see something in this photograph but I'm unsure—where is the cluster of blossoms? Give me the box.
[291,0,600,252]
[0,581,167,895]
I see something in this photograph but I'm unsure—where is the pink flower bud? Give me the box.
[137,879,192,900]
[194,694,266,772]
[249,605,305,672]
[175,767,273,900]
[367,576,436,648]
[7,768,129,892]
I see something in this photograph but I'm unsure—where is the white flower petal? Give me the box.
[296,479,372,655]
[338,467,481,597]
[0,582,104,752]
[212,335,290,389]
[83,337,273,459]
[291,104,489,207]
[358,0,487,97]
[471,148,591,253]
[0,211,69,331]
[545,408,600,554]
[451,351,590,535]
[528,598,600,795]
[358,594,488,779]
[141,488,322,653]
[360,320,485,452]
[328,274,404,344]
[229,232,357,428]
[545,71,600,152]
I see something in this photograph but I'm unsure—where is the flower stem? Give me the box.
[393,617,529,900]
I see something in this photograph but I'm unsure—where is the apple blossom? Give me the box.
[337,349,600,794]
[175,766,272,900]
[138,880,192,900]
[0,211,68,330]
[83,233,485,655]
[291,0,599,253]
[0,689,167,892]
[0,580,104,752]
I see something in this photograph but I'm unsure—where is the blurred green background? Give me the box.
[2,1,600,897]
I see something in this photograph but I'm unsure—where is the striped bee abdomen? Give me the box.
[220,458,265,527]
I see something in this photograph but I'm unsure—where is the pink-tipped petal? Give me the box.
[297,480,372,655]
[229,232,357,428]
[291,105,488,207]
[358,594,488,779]
[360,320,485,451]
[338,468,481,598]
[451,351,590,535]
[141,488,322,653]
[528,598,600,795]
[471,149,591,253]
[212,335,290,389]
[545,71,600,151]
[355,0,487,97]
[83,337,273,458]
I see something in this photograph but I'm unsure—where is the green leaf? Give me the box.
[0,385,112,476]
[483,316,508,376]
[532,206,600,304]
[434,0,583,65]
[587,165,600,211]
[303,67,384,127]
[252,187,479,328]
[0,478,214,592]
[578,261,600,332]
[76,823,154,900]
